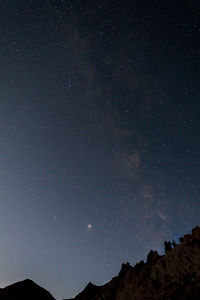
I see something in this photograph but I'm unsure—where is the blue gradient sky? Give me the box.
[0,0,199,298]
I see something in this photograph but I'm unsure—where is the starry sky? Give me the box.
[0,0,200,299]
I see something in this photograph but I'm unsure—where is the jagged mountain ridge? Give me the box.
[0,226,199,300]
[65,226,200,300]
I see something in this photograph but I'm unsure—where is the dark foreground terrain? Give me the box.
[0,226,200,300]
[0,278,55,300]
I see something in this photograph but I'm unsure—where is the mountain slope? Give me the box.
[0,226,199,299]
[0,279,56,300]
[65,226,200,300]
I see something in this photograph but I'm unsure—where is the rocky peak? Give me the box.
[64,226,200,300]
[0,278,56,300]
[146,250,160,264]
[118,262,133,276]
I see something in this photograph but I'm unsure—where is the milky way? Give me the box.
[0,0,199,298]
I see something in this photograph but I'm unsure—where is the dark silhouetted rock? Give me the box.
[1,226,200,299]
[0,279,55,300]
[147,250,160,264]
[64,226,200,300]
[66,282,101,300]
[172,240,177,248]
[164,241,172,253]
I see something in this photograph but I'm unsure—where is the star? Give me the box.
[87,224,92,229]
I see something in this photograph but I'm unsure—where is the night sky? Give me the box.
[0,0,200,299]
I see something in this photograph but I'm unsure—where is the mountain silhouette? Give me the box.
[64,226,200,300]
[0,226,200,299]
[0,279,55,300]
